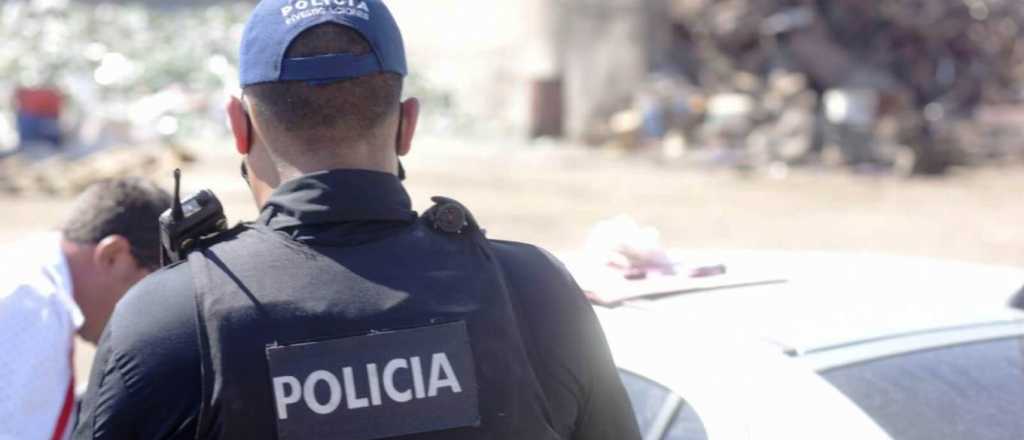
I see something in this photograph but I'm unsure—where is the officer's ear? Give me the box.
[397,98,419,157]
[227,96,252,155]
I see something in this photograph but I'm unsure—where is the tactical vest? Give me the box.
[189,199,563,440]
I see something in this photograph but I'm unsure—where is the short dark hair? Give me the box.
[61,177,172,270]
[244,23,403,149]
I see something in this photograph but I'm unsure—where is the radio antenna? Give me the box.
[171,168,184,221]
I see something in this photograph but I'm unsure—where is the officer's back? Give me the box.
[74,1,641,439]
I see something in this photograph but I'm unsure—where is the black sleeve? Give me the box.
[74,326,139,440]
[491,242,641,440]
[566,285,642,440]
[73,264,202,440]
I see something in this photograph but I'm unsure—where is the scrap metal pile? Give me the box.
[609,0,1024,174]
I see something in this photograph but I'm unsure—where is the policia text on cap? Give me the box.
[73,1,642,439]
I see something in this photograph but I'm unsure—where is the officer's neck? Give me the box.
[274,156,399,183]
[268,139,400,184]
[249,138,401,208]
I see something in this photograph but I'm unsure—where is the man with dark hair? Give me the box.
[75,2,641,440]
[0,177,170,440]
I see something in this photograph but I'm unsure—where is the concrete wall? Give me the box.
[556,0,662,141]
[389,0,557,136]
[391,0,665,141]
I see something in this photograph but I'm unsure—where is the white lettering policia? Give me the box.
[281,0,370,25]
[272,352,463,420]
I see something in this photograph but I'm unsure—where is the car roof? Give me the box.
[573,250,1024,356]
[584,251,1024,439]
[594,304,894,439]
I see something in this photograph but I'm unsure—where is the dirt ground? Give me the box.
[2,136,1022,384]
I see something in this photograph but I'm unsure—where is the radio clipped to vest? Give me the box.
[423,196,478,235]
[159,169,228,267]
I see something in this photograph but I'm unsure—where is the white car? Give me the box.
[565,251,1024,440]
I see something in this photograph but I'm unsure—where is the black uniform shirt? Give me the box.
[74,170,639,440]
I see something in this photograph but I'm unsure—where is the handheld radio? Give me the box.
[159,169,228,266]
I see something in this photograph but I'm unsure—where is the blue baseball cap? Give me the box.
[239,0,407,87]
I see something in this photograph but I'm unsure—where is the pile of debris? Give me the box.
[606,0,1024,175]
[0,0,457,196]
[0,145,190,196]
[0,1,240,194]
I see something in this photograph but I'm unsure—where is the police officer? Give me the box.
[74,1,641,439]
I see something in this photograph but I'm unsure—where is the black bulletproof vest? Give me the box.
[188,208,563,440]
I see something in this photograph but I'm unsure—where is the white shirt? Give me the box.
[0,233,83,440]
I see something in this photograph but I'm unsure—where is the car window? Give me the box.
[663,403,708,440]
[822,337,1024,440]
[619,370,708,440]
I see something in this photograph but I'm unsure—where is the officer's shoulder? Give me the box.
[117,260,193,313]
[119,223,248,312]
[489,239,560,264]
[194,222,253,250]
[107,259,197,355]
[119,223,253,301]
[488,240,576,287]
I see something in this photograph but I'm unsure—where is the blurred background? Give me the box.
[2,0,1023,266]
[3,0,1023,424]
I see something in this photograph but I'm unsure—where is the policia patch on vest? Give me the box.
[266,321,480,440]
